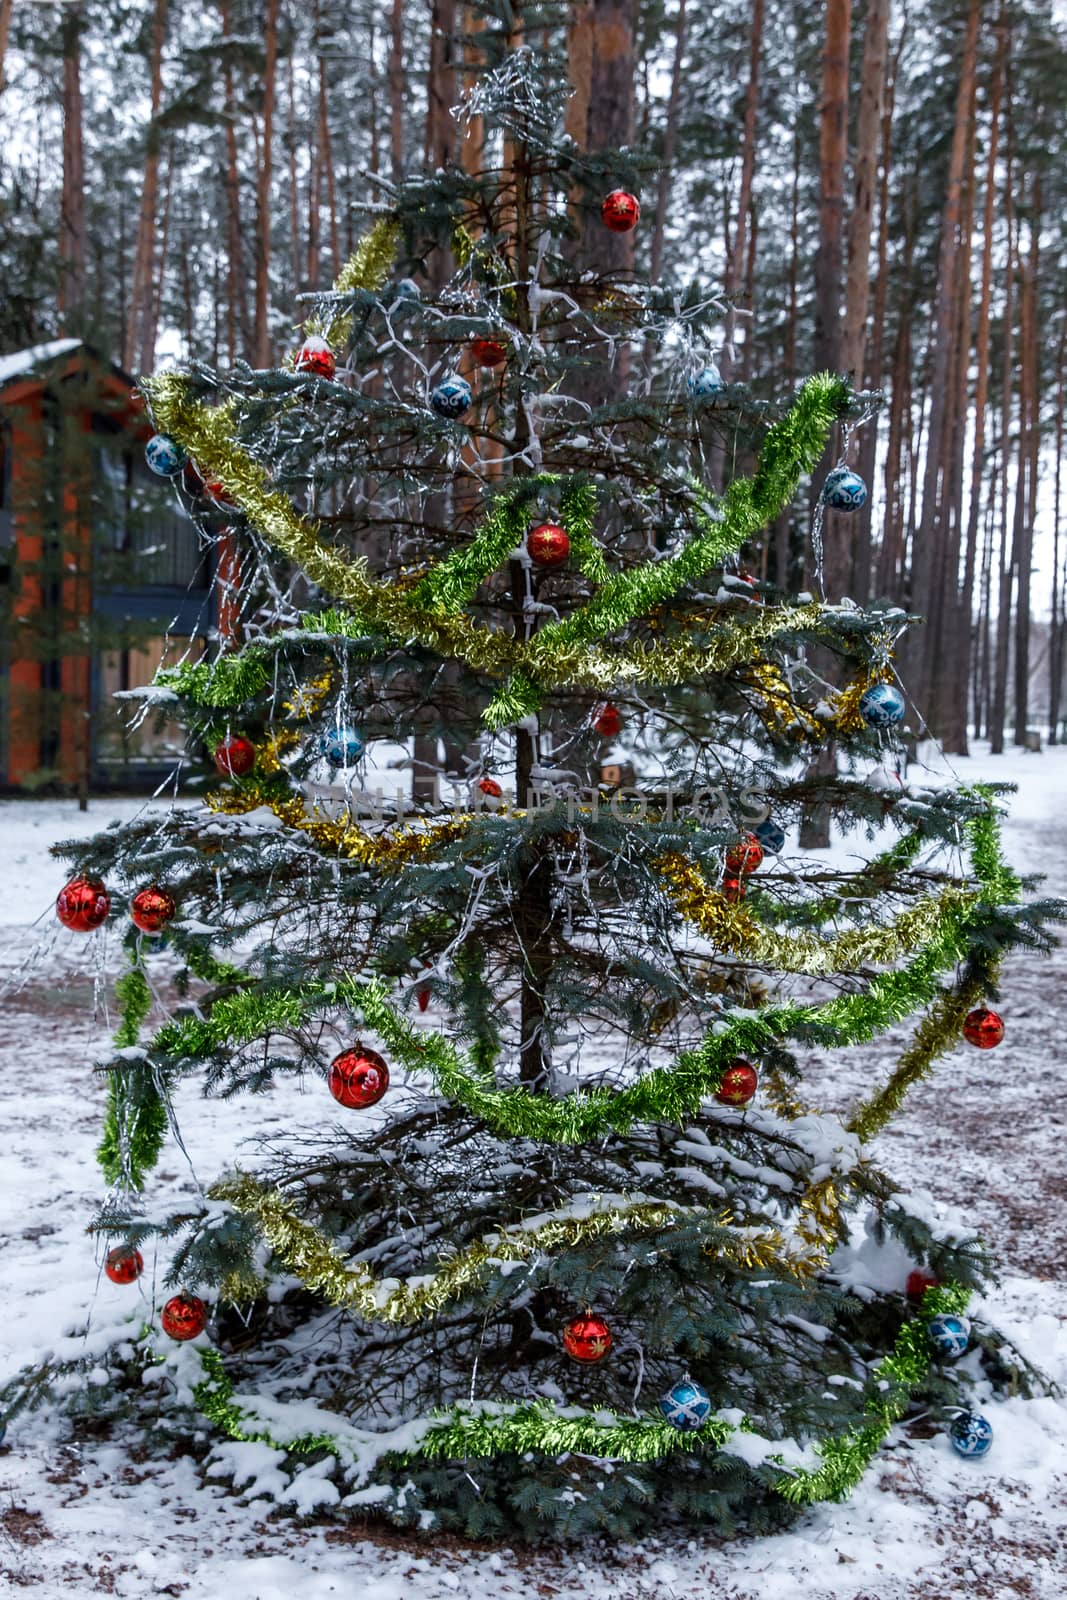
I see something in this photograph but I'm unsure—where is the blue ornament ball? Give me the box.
[950,1411,993,1458]
[927,1313,971,1360]
[859,683,906,729]
[753,817,786,855]
[390,277,421,306]
[658,1378,713,1432]
[822,467,868,511]
[319,726,365,768]
[145,433,187,477]
[430,376,473,419]
[688,364,724,399]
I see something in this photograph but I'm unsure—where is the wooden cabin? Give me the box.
[0,341,216,792]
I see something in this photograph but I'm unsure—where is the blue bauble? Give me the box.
[950,1411,993,1458]
[688,364,724,399]
[390,277,421,306]
[319,726,365,768]
[145,433,187,477]
[859,683,906,729]
[754,817,786,855]
[658,1378,713,1432]
[928,1313,971,1360]
[430,376,473,419]
[822,467,868,511]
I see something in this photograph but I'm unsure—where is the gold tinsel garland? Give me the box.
[654,852,976,977]
[207,785,470,870]
[210,1173,826,1319]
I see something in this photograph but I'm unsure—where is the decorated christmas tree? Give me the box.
[7,2,1061,1540]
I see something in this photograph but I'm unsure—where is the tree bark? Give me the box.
[1013,177,1040,746]
[253,0,279,368]
[0,0,13,98]
[425,0,458,171]
[841,0,889,387]
[649,0,686,284]
[1051,323,1066,743]
[58,5,87,328]
[989,48,1015,756]
[388,0,406,185]
[722,0,762,372]
[565,0,636,276]
[124,0,168,374]
[810,0,851,601]
[904,0,981,726]
[222,0,248,361]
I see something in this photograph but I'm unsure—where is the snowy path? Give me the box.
[1,752,1066,1599]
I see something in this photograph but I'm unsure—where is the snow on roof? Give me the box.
[0,338,84,387]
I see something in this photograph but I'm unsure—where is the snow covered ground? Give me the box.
[1,745,1066,1599]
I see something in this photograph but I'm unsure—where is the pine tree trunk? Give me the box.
[426,0,458,170]
[810,0,850,602]
[1051,324,1066,743]
[989,62,1015,756]
[222,0,247,361]
[649,0,687,284]
[253,0,279,368]
[59,5,87,328]
[905,0,981,727]
[565,0,635,276]
[0,0,13,98]
[1013,178,1040,746]
[800,0,851,851]
[389,0,406,184]
[124,0,167,374]
[286,52,302,304]
[722,0,762,371]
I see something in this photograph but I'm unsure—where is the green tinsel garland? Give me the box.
[189,1283,972,1504]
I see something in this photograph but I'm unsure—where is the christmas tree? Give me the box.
[9,3,1061,1540]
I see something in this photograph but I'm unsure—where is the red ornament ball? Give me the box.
[470,337,507,368]
[417,987,431,1013]
[478,777,503,798]
[161,1292,208,1342]
[722,875,746,904]
[131,885,176,935]
[213,735,256,778]
[294,336,336,381]
[963,1006,1004,1049]
[593,703,624,738]
[562,1313,613,1364]
[725,833,764,875]
[105,1246,144,1285]
[329,1044,390,1109]
[56,876,110,933]
[201,477,236,508]
[527,522,571,568]
[601,190,640,233]
[906,1269,940,1303]
[715,1059,759,1107]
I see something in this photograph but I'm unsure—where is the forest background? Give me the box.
[1,0,1066,756]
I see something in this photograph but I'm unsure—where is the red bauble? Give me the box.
[417,987,431,1013]
[213,735,256,778]
[201,477,236,507]
[131,885,176,935]
[294,336,336,381]
[328,1044,390,1109]
[470,337,507,368]
[722,875,746,904]
[562,1313,613,1364]
[962,1006,1005,1049]
[56,876,110,933]
[527,522,570,568]
[161,1293,208,1341]
[478,777,503,798]
[906,1269,940,1303]
[105,1246,144,1285]
[725,833,764,875]
[593,703,624,738]
[601,190,640,233]
[715,1059,759,1107]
